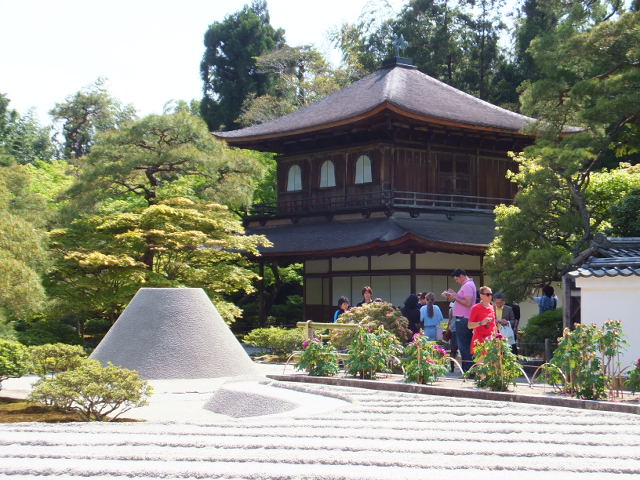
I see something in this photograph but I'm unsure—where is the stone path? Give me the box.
[1,382,640,479]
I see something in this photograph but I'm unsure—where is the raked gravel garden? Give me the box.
[2,369,640,480]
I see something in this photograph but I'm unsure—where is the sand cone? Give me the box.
[89,288,258,379]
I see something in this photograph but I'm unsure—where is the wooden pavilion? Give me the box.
[215,58,538,322]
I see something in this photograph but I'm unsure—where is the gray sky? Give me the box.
[1,0,405,124]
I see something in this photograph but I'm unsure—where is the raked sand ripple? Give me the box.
[1,382,640,480]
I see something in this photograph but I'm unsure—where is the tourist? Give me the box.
[401,294,421,336]
[333,296,350,323]
[493,292,518,354]
[418,292,428,307]
[445,301,458,371]
[468,286,497,355]
[420,292,443,341]
[442,268,477,371]
[532,285,557,314]
[356,286,374,306]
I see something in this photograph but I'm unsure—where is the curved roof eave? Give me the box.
[256,232,487,260]
[215,101,534,146]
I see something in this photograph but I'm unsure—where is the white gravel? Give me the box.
[1,369,640,479]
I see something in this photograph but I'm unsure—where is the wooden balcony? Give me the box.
[246,188,512,220]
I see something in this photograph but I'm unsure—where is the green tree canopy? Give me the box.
[200,0,285,131]
[485,5,639,300]
[0,162,49,322]
[0,93,55,164]
[50,78,136,160]
[49,112,270,324]
[237,45,348,127]
[331,0,512,103]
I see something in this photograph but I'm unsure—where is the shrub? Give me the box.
[28,359,153,421]
[295,338,339,376]
[548,322,627,400]
[402,333,448,384]
[29,343,87,378]
[347,326,401,379]
[467,334,522,391]
[626,358,640,394]
[333,301,411,348]
[0,321,17,341]
[243,327,304,356]
[0,339,31,387]
[14,317,82,346]
[84,318,112,335]
[519,309,563,356]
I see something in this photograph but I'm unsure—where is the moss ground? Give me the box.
[0,397,140,423]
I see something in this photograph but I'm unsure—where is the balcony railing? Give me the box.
[246,189,511,219]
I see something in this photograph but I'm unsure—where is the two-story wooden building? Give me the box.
[215,58,537,321]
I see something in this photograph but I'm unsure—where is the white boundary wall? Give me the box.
[575,275,640,369]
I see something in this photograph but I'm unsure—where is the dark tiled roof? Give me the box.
[248,212,495,256]
[589,234,640,258]
[569,234,640,278]
[216,64,539,141]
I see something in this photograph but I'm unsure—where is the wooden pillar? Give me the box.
[410,252,416,293]
[258,261,266,326]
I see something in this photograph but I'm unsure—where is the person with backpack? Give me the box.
[533,285,557,315]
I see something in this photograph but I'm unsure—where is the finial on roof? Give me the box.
[383,34,415,69]
[393,34,408,58]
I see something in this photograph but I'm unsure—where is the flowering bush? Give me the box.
[549,322,627,400]
[294,338,339,376]
[332,301,410,348]
[466,333,522,391]
[625,358,640,394]
[402,332,448,384]
[347,326,401,379]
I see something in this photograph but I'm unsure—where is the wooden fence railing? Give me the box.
[296,320,361,340]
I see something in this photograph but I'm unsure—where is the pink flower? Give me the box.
[636,358,640,368]
[302,340,310,350]
[412,332,422,342]
[426,358,436,364]
[495,333,504,340]
[434,345,446,356]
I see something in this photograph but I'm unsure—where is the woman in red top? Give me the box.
[468,286,497,355]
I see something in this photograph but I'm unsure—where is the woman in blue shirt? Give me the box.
[420,292,443,340]
[333,296,350,322]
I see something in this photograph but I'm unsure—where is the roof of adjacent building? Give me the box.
[247,211,495,259]
[568,233,640,278]
[215,62,541,143]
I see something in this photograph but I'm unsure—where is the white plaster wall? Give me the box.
[416,275,450,296]
[575,276,640,370]
[332,276,351,305]
[415,252,481,270]
[331,256,368,271]
[305,259,329,274]
[371,253,410,270]
[305,278,323,304]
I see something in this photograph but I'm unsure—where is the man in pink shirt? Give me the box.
[442,268,477,371]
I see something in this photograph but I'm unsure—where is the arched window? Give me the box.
[319,160,336,188]
[286,164,302,191]
[355,154,372,184]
